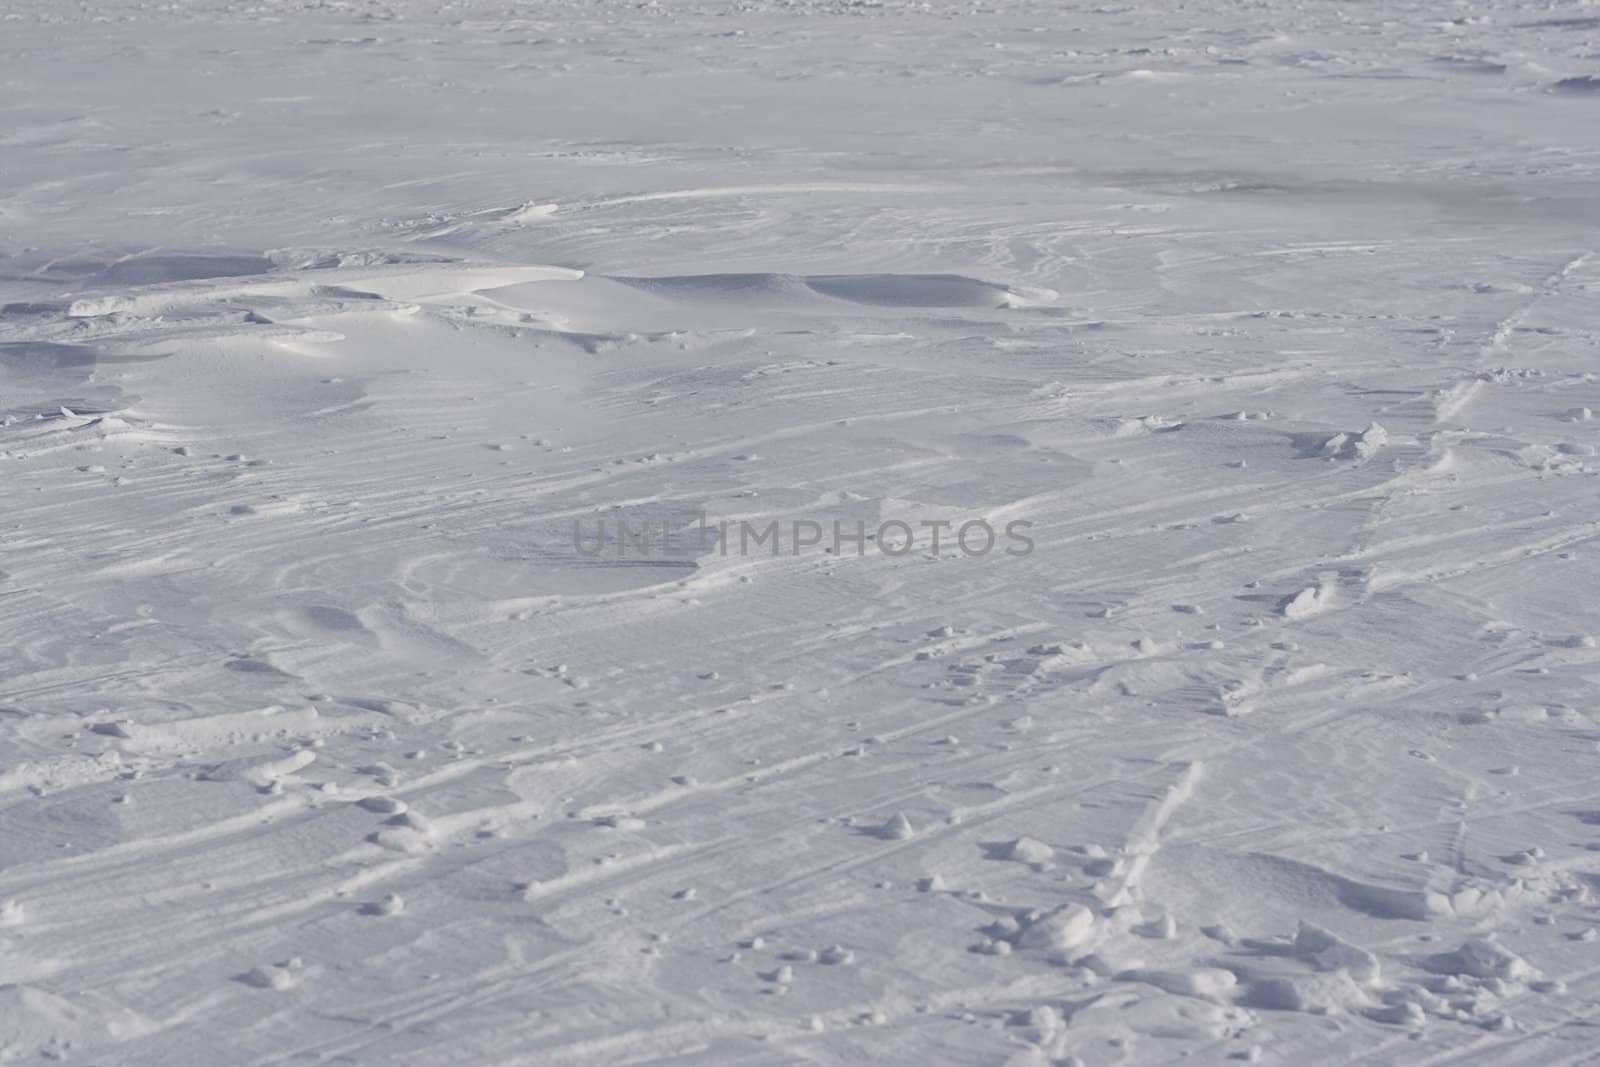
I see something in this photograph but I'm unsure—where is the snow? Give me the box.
[3,0,1600,1063]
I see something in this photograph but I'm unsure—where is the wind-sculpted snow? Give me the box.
[1,0,1599,1064]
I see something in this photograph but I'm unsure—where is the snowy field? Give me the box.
[3,0,1600,1063]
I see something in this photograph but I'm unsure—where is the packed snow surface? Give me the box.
[2,0,1600,1063]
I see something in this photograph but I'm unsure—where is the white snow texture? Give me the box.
[1,0,1599,1064]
